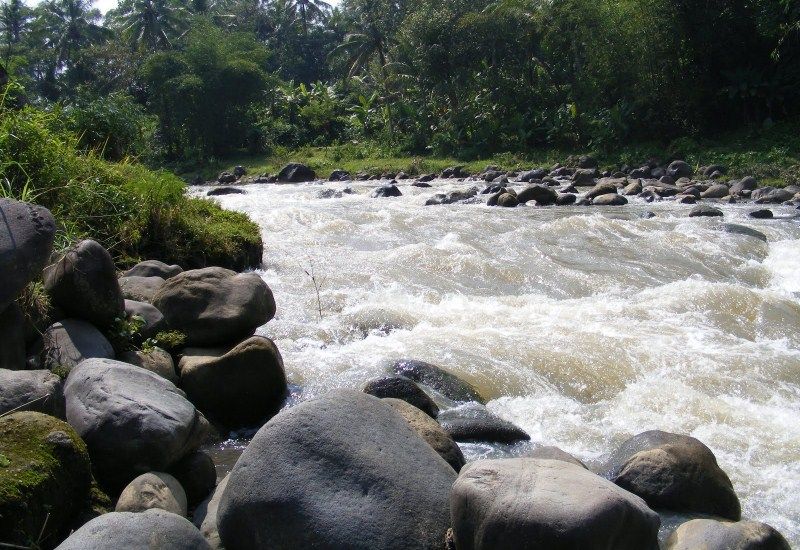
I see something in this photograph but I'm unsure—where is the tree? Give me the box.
[111,0,189,51]
[39,0,107,70]
[288,0,329,34]
[0,0,30,46]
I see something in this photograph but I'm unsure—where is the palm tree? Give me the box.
[332,25,389,78]
[112,0,188,51]
[0,0,30,45]
[288,0,329,34]
[40,0,107,70]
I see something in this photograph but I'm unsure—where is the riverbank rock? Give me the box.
[592,193,628,206]
[194,476,228,549]
[217,390,456,550]
[438,402,529,443]
[152,267,275,347]
[701,184,730,199]
[0,369,65,417]
[207,187,245,196]
[56,509,210,550]
[0,303,26,369]
[606,430,741,519]
[425,187,478,205]
[450,458,660,550]
[124,299,165,339]
[585,182,619,200]
[497,193,519,207]
[178,336,287,427]
[116,472,187,516]
[277,163,316,183]
[517,184,557,205]
[118,347,177,383]
[362,375,439,418]
[119,275,165,303]
[372,183,402,197]
[384,398,465,471]
[668,160,693,179]
[41,319,114,372]
[391,358,485,403]
[0,199,56,311]
[169,451,216,507]
[527,445,587,468]
[665,518,790,550]
[0,411,92,548]
[689,205,724,217]
[44,240,125,328]
[752,187,793,204]
[123,260,183,280]
[329,169,351,181]
[65,358,209,491]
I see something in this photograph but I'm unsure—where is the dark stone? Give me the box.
[665,518,790,550]
[412,181,432,188]
[577,155,598,169]
[721,224,768,242]
[519,169,547,182]
[624,180,643,195]
[749,209,774,219]
[207,187,245,196]
[592,193,628,206]
[123,260,183,280]
[328,169,351,181]
[605,430,741,520]
[44,240,125,329]
[277,163,316,183]
[316,188,342,199]
[730,176,758,196]
[362,375,439,418]
[441,166,467,178]
[119,275,165,303]
[667,160,693,179]
[217,390,455,550]
[497,193,519,208]
[41,319,114,373]
[0,369,65,418]
[701,184,730,199]
[169,451,217,508]
[217,172,236,184]
[752,187,793,204]
[392,358,485,403]
[0,303,26,369]
[233,166,247,178]
[572,168,598,186]
[437,402,529,443]
[417,174,436,182]
[556,193,577,205]
[372,184,402,198]
[425,187,478,205]
[585,182,619,200]
[677,195,696,204]
[517,185,557,206]
[124,299,165,340]
[689,205,724,218]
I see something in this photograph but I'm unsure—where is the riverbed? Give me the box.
[198,179,800,543]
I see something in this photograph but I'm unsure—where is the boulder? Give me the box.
[677,195,696,204]
[207,187,245,196]
[169,451,217,508]
[624,180,643,195]
[0,411,91,547]
[55,509,210,550]
[592,193,628,206]
[64,358,209,492]
[119,276,165,303]
[519,169,547,182]
[391,358,485,403]
[450,458,660,550]
[441,166,467,178]
[752,187,794,204]
[701,184,730,199]
[194,476,228,549]
[233,166,247,178]
[43,240,125,328]
[152,267,275,347]
[178,336,287,427]
[218,172,236,184]
[362,375,439,418]
[517,185,557,205]
[317,188,343,199]
[721,224,768,242]
[730,176,758,196]
[118,348,177,383]
[0,369,65,417]
[585,182,619,200]
[124,299,165,339]
[384,398,465,471]
[425,187,478,206]
[572,168,598,186]
[217,390,455,550]
[0,199,56,311]
[556,193,576,205]
[749,209,774,219]
[606,430,741,519]
[277,163,316,183]
[527,445,587,468]
[689,205,724,217]
[123,260,183,280]
[372,184,402,198]
[0,303,26,369]
[665,518,790,550]
[437,403,529,443]
[497,193,520,208]
[577,155,598,169]
[328,169,351,181]
[115,472,187,516]
[667,160,693,179]
[41,319,114,372]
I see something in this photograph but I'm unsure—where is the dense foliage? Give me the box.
[1,0,799,163]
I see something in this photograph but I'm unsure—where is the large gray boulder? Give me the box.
[178,336,287,427]
[0,199,56,311]
[123,260,183,279]
[43,240,125,328]
[0,303,26,369]
[152,267,275,347]
[0,368,65,417]
[64,358,209,491]
[55,509,210,550]
[665,518,790,550]
[194,476,228,549]
[124,299,165,339]
[217,390,456,550]
[119,275,165,303]
[606,430,741,519]
[391,359,485,403]
[517,185,557,205]
[116,472,188,516]
[437,402,529,443]
[41,319,114,372]
[169,451,217,508]
[667,160,693,179]
[451,458,660,550]
[277,163,316,183]
[362,375,439,418]
[752,187,794,204]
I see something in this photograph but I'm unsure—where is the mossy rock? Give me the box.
[0,411,92,549]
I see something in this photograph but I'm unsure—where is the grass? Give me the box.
[202,119,800,187]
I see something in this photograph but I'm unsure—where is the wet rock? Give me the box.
[481,183,507,195]
[665,518,790,550]
[441,165,467,178]
[451,458,660,550]
[207,187,245,196]
[689,205,724,217]
[178,336,287,427]
[316,188,342,199]
[412,180,432,188]
[169,451,217,508]
[41,319,114,372]
[0,199,56,311]
[585,182,619,200]
[65,358,209,492]
[592,193,628,206]
[497,193,520,207]
[233,166,247,178]
[667,160,693,179]
[425,187,478,205]
[119,275,165,303]
[483,170,505,182]
[517,185,557,205]
[660,175,676,185]
[573,168,598,186]
[116,472,187,516]
[123,260,183,280]
[152,267,275,347]
[749,209,774,219]
[328,169,351,181]
[721,224,768,242]
[124,299,165,339]
[418,173,436,182]
[277,163,316,183]
[56,509,210,550]
[624,180,643,195]
[363,375,439,418]
[384,398,465,471]
[372,184,402,198]
[701,184,730,199]
[640,211,657,219]
[519,168,547,182]
[44,240,125,328]
[391,358,485,403]
[0,412,91,547]
[0,303,25,369]
[631,166,652,178]
[437,402,529,443]
[0,369,65,417]
[194,475,228,549]
[752,187,793,204]
[118,348,177,383]
[527,445,587,468]
[217,390,455,550]
[606,430,741,519]
[218,172,236,184]
[556,193,577,205]
[730,176,758,196]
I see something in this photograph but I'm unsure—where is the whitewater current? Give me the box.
[196,179,800,543]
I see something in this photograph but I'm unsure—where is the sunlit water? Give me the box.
[195,179,800,543]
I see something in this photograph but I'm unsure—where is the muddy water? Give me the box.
[198,179,800,542]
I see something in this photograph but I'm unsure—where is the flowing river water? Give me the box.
[196,179,800,544]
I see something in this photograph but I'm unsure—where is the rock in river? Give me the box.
[665,518,790,550]
[277,163,316,183]
[391,358,485,403]
[362,375,439,418]
[437,402,529,443]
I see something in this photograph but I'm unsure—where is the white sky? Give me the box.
[27,0,342,15]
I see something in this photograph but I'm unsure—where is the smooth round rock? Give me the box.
[689,205,724,217]
[451,458,660,550]
[0,303,26,369]
[0,368,65,417]
[169,451,217,507]
[123,260,183,280]
[277,163,316,183]
[527,445,587,468]
[517,185,557,205]
[55,509,210,550]
[124,299,165,339]
[592,193,628,206]
[119,276,165,303]
[496,193,519,207]
[437,402,530,443]
[391,358,485,403]
[41,319,115,372]
[217,390,455,550]
[749,209,774,219]
[362,375,439,418]
[116,472,188,516]
[372,184,402,198]
[665,518,790,550]
[118,347,177,383]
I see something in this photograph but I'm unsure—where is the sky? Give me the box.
[27,0,342,15]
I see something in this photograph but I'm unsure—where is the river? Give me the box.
[198,178,800,543]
